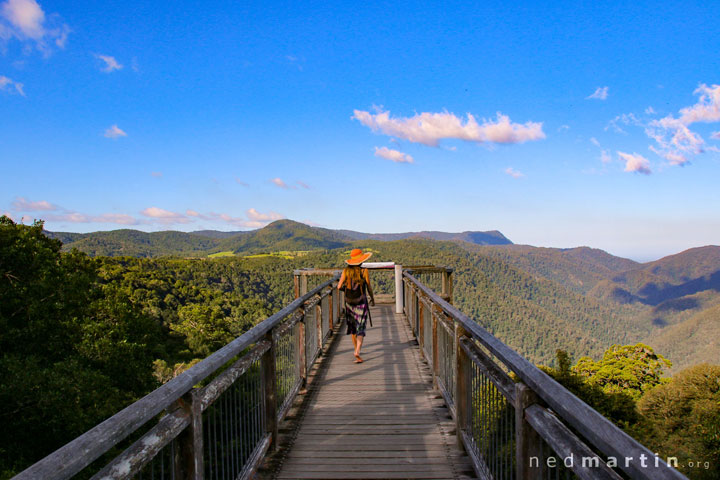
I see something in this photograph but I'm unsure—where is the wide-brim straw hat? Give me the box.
[345,248,372,265]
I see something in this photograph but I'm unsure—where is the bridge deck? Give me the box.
[267,301,477,480]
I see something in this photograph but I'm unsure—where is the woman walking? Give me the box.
[337,249,375,363]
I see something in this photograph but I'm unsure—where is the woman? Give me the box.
[337,248,375,363]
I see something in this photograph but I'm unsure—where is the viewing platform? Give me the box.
[13,265,687,480]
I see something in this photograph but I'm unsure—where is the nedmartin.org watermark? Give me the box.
[530,453,711,471]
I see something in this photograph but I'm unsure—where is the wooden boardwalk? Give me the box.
[266,301,477,480]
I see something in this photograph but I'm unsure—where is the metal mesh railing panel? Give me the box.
[203,360,265,480]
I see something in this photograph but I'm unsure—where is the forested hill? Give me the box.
[44,219,513,257]
[467,243,720,370]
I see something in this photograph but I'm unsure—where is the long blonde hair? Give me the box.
[343,265,364,289]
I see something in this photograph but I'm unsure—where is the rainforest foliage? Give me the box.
[1,217,718,478]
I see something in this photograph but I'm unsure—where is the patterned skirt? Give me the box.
[345,302,368,336]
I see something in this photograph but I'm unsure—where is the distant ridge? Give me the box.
[336,229,512,245]
[45,219,513,257]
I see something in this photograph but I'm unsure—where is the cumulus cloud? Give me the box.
[645,106,656,115]
[11,196,58,211]
[646,116,704,166]
[374,146,414,163]
[712,131,720,140]
[104,124,127,139]
[352,108,545,146]
[0,0,71,54]
[95,54,122,73]
[140,207,189,224]
[0,75,24,96]
[587,87,609,100]
[246,208,283,222]
[642,84,720,166]
[504,167,524,178]
[590,137,600,147]
[618,152,651,174]
[679,84,720,124]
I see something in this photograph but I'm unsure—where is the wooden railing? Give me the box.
[403,270,687,480]
[14,266,688,480]
[13,275,342,480]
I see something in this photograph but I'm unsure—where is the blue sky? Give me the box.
[1,0,719,261]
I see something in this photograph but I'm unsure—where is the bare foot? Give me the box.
[354,354,364,363]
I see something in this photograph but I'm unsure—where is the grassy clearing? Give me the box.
[208,251,236,258]
[243,250,310,259]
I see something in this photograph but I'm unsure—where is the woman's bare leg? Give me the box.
[355,335,364,362]
[351,334,358,361]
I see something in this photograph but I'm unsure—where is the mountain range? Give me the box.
[44,220,512,258]
[44,219,719,370]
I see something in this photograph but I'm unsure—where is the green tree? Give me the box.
[0,217,159,477]
[573,343,671,401]
[638,364,720,480]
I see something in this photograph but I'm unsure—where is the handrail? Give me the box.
[403,271,686,480]
[14,275,340,480]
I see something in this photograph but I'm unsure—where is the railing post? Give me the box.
[298,310,307,385]
[262,330,278,451]
[300,274,308,297]
[394,264,403,313]
[174,390,203,480]
[454,323,469,450]
[294,274,300,299]
[432,306,439,389]
[418,299,424,351]
[515,382,543,480]
[328,288,334,330]
[316,302,323,354]
[442,269,453,304]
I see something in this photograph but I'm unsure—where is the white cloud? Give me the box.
[352,108,545,146]
[643,84,720,166]
[0,74,24,95]
[296,181,311,189]
[151,171,162,178]
[235,178,249,187]
[246,208,283,223]
[95,54,123,73]
[678,84,720,124]
[104,124,127,139]
[374,146,414,163]
[590,137,600,147]
[600,150,611,164]
[271,177,294,189]
[712,131,720,140]
[11,196,58,211]
[184,208,284,228]
[618,151,651,174]
[606,113,641,134]
[42,212,138,225]
[0,0,70,54]
[646,116,703,166]
[504,167,524,178]
[645,106,656,115]
[140,207,189,224]
[557,125,570,132]
[587,87,609,100]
